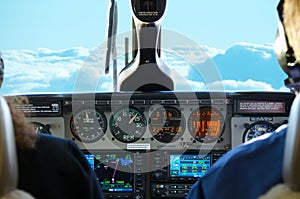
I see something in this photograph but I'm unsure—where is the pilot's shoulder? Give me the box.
[245,124,288,145]
[213,124,287,168]
[36,134,79,152]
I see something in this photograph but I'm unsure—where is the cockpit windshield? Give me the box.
[0,0,289,95]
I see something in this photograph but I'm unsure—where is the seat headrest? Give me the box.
[0,95,18,197]
[283,94,300,190]
[259,184,300,199]
[0,190,35,199]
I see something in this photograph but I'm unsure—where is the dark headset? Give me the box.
[274,0,300,92]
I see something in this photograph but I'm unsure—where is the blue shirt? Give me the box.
[186,126,286,199]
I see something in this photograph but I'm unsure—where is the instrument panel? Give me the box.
[19,91,294,199]
[62,92,231,152]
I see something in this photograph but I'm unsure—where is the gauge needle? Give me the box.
[129,113,137,124]
[85,111,90,121]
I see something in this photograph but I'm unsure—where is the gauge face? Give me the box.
[71,109,107,143]
[188,107,224,143]
[243,122,275,143]
[31,122,51,134]
[110,107,147,143]
[149,106,185,143]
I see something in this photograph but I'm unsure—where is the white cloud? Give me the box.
[98,81,113,91]
[37,47,90,57]
[279,86,290,92]
[176,80,207,91]
[5,82,50,94]
[1,47,90,94]
[174,79,281,92]
[229,42,273,59]
[0,43,289,94]
[162,46,215,65]
[201,45,225,57]
[234,42,274,50]
[211,79,275,91]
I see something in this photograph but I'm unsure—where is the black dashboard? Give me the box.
[17,91,294,199]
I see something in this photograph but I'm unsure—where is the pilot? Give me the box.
[186,0,300,198]
[0,54,104,198]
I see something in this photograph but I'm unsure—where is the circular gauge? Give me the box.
[243,121,275,143]
[188,106,224,143]
[31,122,51,134]
[110,107,147,143]
[70,109,107,143]
[149,106,185,143]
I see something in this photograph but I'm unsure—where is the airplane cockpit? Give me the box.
[1,0,300,198]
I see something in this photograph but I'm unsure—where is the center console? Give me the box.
[85,149,225,199]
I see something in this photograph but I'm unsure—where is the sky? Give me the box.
[0,0,279,50]
[0,0,289,94]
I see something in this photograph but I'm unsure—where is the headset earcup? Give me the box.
[274,21,290,76]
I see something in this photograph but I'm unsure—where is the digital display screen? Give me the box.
[85,154,95,169]
[85,153,134,193]
[169,154,210,177]
[188,107,223,142]
[150,106,185,143]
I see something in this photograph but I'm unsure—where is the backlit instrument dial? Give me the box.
[110,107,147,143]
[188,106,224,143]
[71,109,107,143]
[149,106,185,143]
[243,121,275,143]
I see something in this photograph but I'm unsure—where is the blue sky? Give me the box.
[0,0,289,94]
[0,0,279,50]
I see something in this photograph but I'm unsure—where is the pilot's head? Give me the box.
[275,0,300,93]
[282,0,300,63]
[0,51,4,89]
